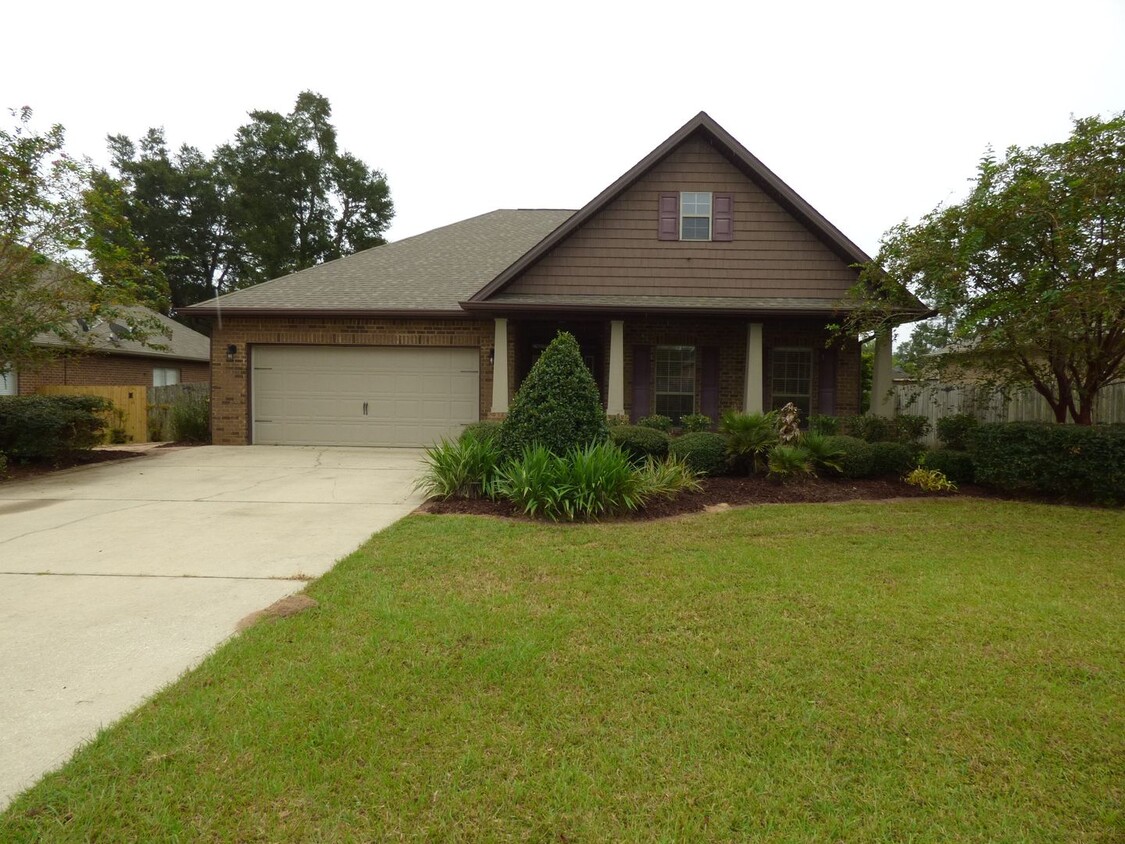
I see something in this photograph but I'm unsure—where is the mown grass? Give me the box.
[3,499,1123,841]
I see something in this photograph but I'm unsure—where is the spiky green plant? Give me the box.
[800,432,846,475]
[767,445,815,480]
[720,411,779,474]
[415,436,502,499]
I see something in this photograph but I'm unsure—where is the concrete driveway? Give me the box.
[0,445,425,809]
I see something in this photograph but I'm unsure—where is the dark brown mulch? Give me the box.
[417,475,975,522]
[1,449,144,483]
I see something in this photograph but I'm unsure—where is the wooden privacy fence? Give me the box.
[38,384,149,444]
[893,380,1125,446]
[147,383,210,442]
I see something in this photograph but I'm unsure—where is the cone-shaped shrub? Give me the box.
[499,331,608,458]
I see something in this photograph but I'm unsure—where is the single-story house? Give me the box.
[182,112,928,447]
[1,308,210,396]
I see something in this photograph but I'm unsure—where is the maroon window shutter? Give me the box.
[701,347,719,424]
[632,346,652,421]
[818,348,838,416]
[712,192,733,241]
[658,193,679,240]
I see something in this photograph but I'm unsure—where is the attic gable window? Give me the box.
[680,192,712,240]
[658,192,733,241]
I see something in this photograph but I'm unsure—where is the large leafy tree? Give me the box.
[106,129,232,313]
[852,113,1125,424]
[1,108,164,371]
[103,91,393,310]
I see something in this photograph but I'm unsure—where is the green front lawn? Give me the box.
[4,500,1123,841]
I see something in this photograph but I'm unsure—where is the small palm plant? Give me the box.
[767,444,815,480]
[720,411,778,474]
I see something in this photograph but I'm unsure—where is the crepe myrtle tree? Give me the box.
[845,112,1125,424]
[1,107,165,373]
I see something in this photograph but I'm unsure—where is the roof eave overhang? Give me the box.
[180,307,473,320]
[460,299,921,320]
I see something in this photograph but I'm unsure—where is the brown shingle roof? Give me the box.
[182,209,575,316]
[35,306,209,362]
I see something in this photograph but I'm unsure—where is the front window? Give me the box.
[680,191,712,241]
[771,348,812,419]
[655,345,695,423]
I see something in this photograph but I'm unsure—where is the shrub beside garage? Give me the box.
[0,395,110,462]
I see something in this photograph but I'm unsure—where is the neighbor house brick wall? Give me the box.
[210,316,494,445]
[17,354,208,395]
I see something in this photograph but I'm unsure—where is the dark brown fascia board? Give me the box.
[180,307,472,320]
[467,111,877,304]
[460,300,937,324]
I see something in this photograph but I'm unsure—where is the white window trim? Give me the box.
[679,191,712,241]
[153,367,181,387]
[770,347,813,413]
[654,345,697,420]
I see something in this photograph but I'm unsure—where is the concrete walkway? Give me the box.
[0,445,424,809]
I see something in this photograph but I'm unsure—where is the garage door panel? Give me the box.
[253,346,479,447]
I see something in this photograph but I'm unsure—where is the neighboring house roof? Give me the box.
[183,112,929,321]
[184,209,574,317]
[35,307,209,362]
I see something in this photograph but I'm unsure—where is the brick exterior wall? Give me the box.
[210,316,495,445]
[620,316,859,421]
[16,354,208,395]
[207,314,859,445]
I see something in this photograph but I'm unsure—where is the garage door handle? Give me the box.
[362,401,368,416]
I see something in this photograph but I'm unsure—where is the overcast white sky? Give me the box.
[5,0,1124,257]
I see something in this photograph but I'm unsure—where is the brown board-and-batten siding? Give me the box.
[504,136,860,300]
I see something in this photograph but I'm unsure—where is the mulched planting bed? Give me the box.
[418,474,977,521]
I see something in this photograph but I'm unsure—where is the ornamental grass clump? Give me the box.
[415,435,502,500]
[494,442,649,521]
[499,331,607,459]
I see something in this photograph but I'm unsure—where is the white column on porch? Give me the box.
[871,327,895,418]
[607,319,625,416]
[743,322,764,414]
[490,318,509,415]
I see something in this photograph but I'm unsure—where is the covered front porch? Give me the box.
[486,314,880,423]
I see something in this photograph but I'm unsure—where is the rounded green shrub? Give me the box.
[637,414,673,432]
[669,432,727,476]
[499,331,608,458]
[841,415,895,443]
[868,441,922,477]
[937,413,979,451]
[969,422,1125,504]
[610,425,670,462]
[893,414,931,444]
[0,395,110,460]
[923,448,975,485]
[460,420,502,445]
[809,415,840,436]
[828,435,875,478]
[679,413,713,433]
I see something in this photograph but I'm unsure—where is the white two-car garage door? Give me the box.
[252,345,479,447]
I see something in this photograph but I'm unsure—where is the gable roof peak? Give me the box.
[468,110,875,304]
